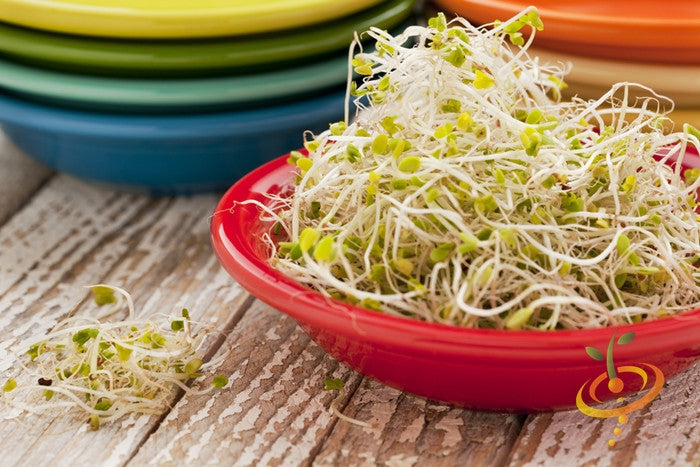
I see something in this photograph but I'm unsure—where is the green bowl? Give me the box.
[0,0,413,77]
[0,53,351,113]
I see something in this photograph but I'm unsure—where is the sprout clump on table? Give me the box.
[263,9,700,330]
[2,285,229,430]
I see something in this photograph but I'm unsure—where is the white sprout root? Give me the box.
[264,9,700,330]
[1,285,229,430]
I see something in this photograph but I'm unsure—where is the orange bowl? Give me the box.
[433,0,700,64]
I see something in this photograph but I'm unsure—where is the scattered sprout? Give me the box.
[1,286,230,429]
[323,378,372,428]
[3,379,17,392]
[212,375,229,389]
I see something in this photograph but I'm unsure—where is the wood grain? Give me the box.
[314,379,524,466]
[0,137,698,467]
[0,172,251,465]
[508,362,700,467]
[0,132,52,223]
[128,299,362,467]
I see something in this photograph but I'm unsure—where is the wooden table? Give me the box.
[0,132,698,466]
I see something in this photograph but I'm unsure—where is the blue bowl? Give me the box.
[0,89,346,195]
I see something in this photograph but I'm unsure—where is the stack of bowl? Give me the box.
[432,0,700,129]
[0,0,414,194]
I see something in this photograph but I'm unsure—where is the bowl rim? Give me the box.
[0,53,348,112]
[0,89,347,139]
[0,0,412,75]
[432,0,700,65]
[210,153,700,361]
[0,0,384,39]
[434,0,700,29]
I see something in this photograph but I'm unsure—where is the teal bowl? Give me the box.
[0,89,347,195]
[0,53,350,113]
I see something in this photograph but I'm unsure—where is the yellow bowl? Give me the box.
[0,0,384,39]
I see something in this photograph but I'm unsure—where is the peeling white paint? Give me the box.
[103,414,150,466]
[386,454,418,466]
[185,419,216,464]
[435,411,465,449]
[397,413,424,444]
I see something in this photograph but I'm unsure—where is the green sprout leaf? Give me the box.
[620,175,636,193]
[329,121,347,136]
[684,167,700,185]
[456,111,473,131]
[561,193,584,212]
[473,69,494,89]
[392,178,408,190]
[441,99,462,113]
[72,328,99,346]
[445,44,467,67]
[212,375,229,389]
[505,307,534,330]
[89,414,100,431]
[499,229,517,249]
[475,195,498,213]
[94,399,112,411]
[523,10,544,30]
[92,286,116,306]
[380,116,402,135]
[115,344,132,362]
[372,134,389,155]
[360,297,382,311]
[458,232,479,254]
[313,235,335,262]
[430,242,455,263]
[428,12,447,32]
[684,123,700,140]
[616,234,631,256]
[434,122,454,139]
[425,188,440,203]
[398,156,421,173]
[3,379,17,392]
[323,377,345,391]
[393,258,414,276]
[27,343,43,361]
[615,273,627,288]
[369,264,386,282]
[296,157,313,172]
[184,358,203,377]
[346,144,362,162]
[299,227,321,252]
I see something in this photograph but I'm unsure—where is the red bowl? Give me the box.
[433,0,700,65]
[211,154,700,412]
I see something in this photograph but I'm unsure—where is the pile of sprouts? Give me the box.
[260,9,700,330]
[2,286,228,430]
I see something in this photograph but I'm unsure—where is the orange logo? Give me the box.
[576,330,665,447]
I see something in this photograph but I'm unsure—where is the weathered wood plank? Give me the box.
[313,378,524,466]
[128,299,363,467]
[0,131,53,224]
[0,175,251,465]
[507,361,700,466]
[1,141,697,467]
